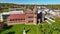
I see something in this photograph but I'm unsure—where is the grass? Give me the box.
[25,24,40,34]
[0,22,60,34]
[1,24,24,34]
[0,24,40,34]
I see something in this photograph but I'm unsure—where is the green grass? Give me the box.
[0,22,60,34]
[1,24,25,34]
[25,25,40,34]
[0,24,40,34]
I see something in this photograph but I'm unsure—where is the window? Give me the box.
[10,19,13,21]
[16,19,17,21]
[10,19,15,21]
[15,19,25,21]
[20,19,25,20]
[17,19,20,20]
[28,20,33,23]
[28,16,33,18]
[22,19,25,20]
[13,19,15,21]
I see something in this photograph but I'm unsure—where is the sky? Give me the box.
[0,0,60,5]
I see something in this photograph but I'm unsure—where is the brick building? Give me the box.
[7,6,37,24]
[7,14,25,24]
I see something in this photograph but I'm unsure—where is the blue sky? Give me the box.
[0,0,60,5]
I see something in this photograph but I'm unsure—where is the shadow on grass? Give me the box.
[0,25,13,33]
[26,29,31,33]
[23,27,31,34]
[5,31,15,34]
[4,25,13,29]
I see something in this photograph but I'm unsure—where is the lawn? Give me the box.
[0,24,24,34]
[0,22,60,34]
[0,24,40,34]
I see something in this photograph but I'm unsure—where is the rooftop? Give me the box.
[8,14,25,19]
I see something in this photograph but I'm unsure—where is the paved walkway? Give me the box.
[23,30,26,34]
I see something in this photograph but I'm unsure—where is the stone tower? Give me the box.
[25,9,34,24]
[25,5,37,24]
[33,5,37,24]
